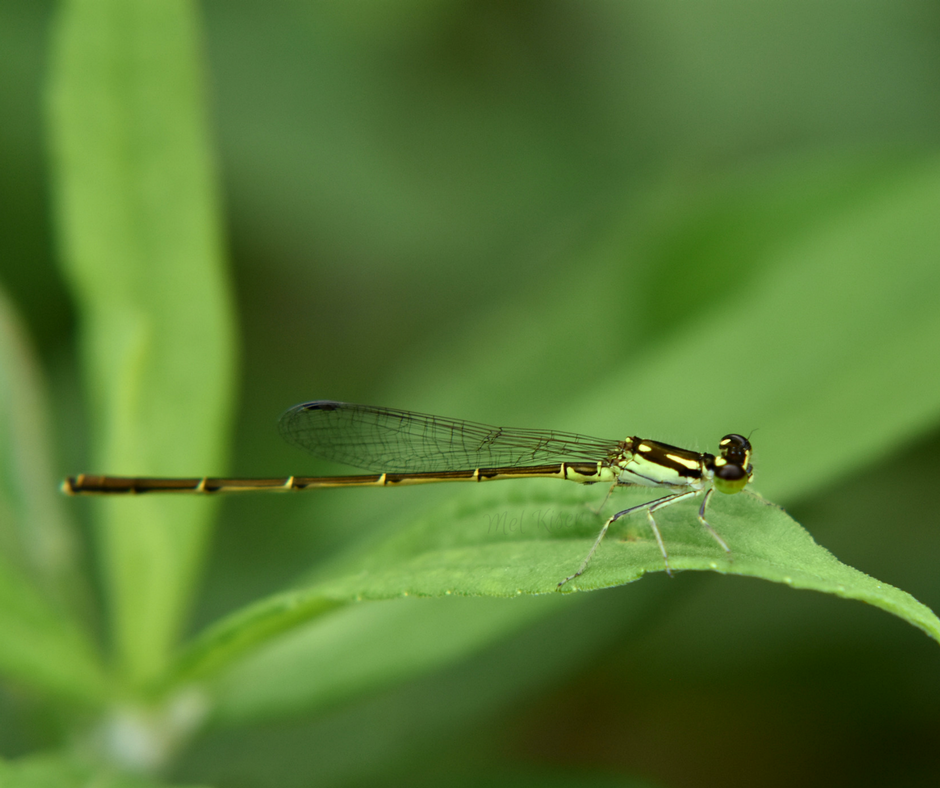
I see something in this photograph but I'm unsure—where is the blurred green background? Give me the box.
[2,1,940,786]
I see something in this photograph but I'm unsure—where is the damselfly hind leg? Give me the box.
[557,491,691,588]
[556,487,732,588]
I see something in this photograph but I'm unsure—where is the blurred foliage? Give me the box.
[0,751,208,788]
[0,1,939,787]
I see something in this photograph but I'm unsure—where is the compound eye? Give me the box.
[719,433,751,465]
[716,464,746,481]
[714,462,749,494]
[719,434,750,451]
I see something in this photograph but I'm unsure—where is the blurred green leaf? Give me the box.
[209,595,566,723]
[577,156,940,505]
[0,751,207,788]
[390,153,940,470]
[168,595,343,688]
[0,282,85,613]
[0,546,107,705]
[205,1,940,286]
[174,585,663,787]
[0,283,106,705]
[47,0,235,687]
[376,768,659,788]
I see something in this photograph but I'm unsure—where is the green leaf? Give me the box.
[168,595,343,688]
[321,486,940,640]
[382,768,658,788]
[577,156,940,506]
[386,154,940,501]
[0,283,87,616]
[0,546,108,705]
[176,588,662,786]
[0,283,107,705]
[47,0,235,687]
[209,595,566,723]
[167,539,561,693]
[0,751,208,788]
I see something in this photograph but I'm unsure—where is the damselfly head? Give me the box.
[712,433,754,494]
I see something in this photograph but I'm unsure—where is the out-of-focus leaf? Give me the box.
[209,595,566,723]
[0,751,207,788]
[379,768,658,788]
[0,283,84,611]
[0,546,107,705]
[388,154,940,494]
[47,0,235,687]
[0,284,106,705]
[573,156,940,504]
[167,596,343,688]
[174,584,662,787]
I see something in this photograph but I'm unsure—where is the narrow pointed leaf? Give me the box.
[47,0,235,685]
[0,284,106,704]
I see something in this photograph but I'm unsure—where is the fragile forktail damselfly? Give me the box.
[62,401,755,586]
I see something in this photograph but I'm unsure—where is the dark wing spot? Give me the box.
[302,401,341,412]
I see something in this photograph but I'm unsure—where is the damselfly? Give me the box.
[63,401,755,586]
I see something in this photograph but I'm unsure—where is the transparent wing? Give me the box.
[278,401,626,473]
